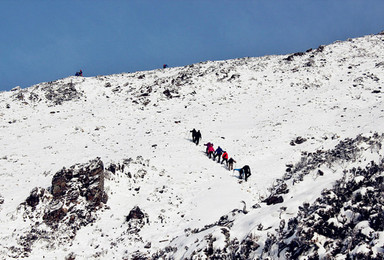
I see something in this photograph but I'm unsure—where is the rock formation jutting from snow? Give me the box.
[0,31,384,259]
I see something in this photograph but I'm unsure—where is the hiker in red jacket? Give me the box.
[207,145,215,159]
[221,151,229,165]
[204,142,213,154]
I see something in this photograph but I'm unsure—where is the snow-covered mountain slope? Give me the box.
[1,32,384,259]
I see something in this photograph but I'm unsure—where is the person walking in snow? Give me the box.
[163,64,168,68]
[195,130,202,145]
[207,145,215,159]
[234,165,251,181]
[214,146,223,163]
[243,165,251,181]
[240,165,251,181]
[221,151,229,165]
[190,128,197,143]
[227,157,236,170]
[204,142,213,154]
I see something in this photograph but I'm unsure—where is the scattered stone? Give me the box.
[126,206,145,222]
[65,252,76,260]
[44,82,82,105]
[25,187,44,208]
[290,136,307,146]
[11,86,21,92]
[317,45,325,52]
[163,89,172,99]
[263,195,284,205]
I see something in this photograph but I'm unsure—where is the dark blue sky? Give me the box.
[1,1,383,91]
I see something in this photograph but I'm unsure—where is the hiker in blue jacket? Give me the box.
[213,146,223,163]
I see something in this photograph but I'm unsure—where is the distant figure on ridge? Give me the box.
[75,69,83,77]
[163,64,168,68]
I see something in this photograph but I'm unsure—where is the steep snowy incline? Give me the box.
[0,32,383,259]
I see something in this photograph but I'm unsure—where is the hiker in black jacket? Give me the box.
[234,165,251,181]
[242,165,251,181]
[190,128,197,143]
[195,130,202,145]
[228,157,236,170]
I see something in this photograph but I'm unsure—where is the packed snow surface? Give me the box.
[0,32,384,259]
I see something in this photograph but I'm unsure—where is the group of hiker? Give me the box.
[190,129,252,182]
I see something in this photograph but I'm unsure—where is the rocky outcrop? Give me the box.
[42,157,107,226]
[12,158,108,257]
[10,80,83,106]
[125,206,149,237]
[126,206,146,222]
[43,81,83,105]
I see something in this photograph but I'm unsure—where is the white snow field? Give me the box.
[1,32,384,259]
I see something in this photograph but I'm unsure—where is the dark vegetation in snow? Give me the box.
[259,133,384,259]
[272,159,384,259]
[269,133,383,200]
